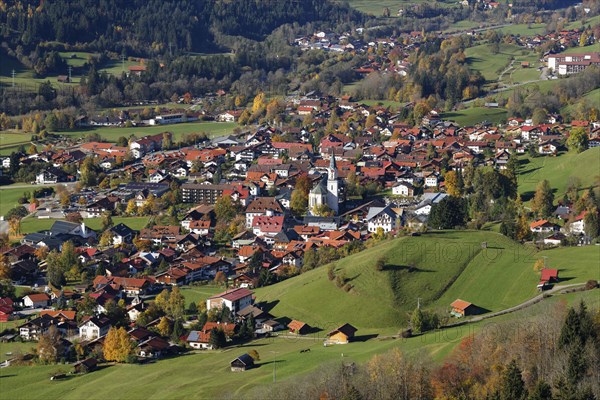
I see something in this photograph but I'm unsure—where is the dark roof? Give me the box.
[310,177,328,195]
[328,323,357,337]
[110,223,135,237]
[50,220,80,234]
[231,353,254,366]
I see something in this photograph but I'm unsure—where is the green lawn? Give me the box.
[0,48,81,89]
[180,285,225,306]
[360,99,408,110]
[20,217,150,234]
[98,58,141,77]
[537,246,600,284]
[441,107,508,126]
[60,121,237,143]
[0,187,31,218]
[562,87,600,114]
[561,42,600,54]
[345,0,453,15]
[563,15,600,31]
[0,132,33,155]
[445,19,485,33]
[517,147,600,202]
[496,23,547,37]
[465,43,532,82]
[0,289,596,399]
[0,49,142,90]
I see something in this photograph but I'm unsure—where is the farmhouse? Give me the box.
[326,323,357,344]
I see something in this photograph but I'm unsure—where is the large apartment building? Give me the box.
[547,52,600,75]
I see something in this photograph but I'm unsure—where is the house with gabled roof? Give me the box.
[326,323,357,344]
[450,299,478,317]
[231,353,255,371]
[207,288,253,314]
[245,197,284,228]
[23,293,50,308]
[79,315,111,340]
[288,320,310,335]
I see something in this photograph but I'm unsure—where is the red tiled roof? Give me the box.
[450,299,472,311]
[209,288,253,302]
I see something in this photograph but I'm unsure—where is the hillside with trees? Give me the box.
[0,0,364,56]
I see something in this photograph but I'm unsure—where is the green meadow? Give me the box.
[441,107,508,126]
[0,289,596,399]
[60,121,237,143]
[517,147,600,202]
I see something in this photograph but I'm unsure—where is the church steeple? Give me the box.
[328,149,338,181]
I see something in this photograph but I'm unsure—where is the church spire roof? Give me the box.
[329,149,337,171]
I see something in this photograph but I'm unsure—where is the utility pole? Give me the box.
[11,69,15,87]
[542,256,548,268]
[417,297,421,309]
[271,351,278,383]
[121,54,126,72]
[68,66,72,82]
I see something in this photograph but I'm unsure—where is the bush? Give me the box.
[335,273,345,288]
[585,280,599,290]
[375,257,386,271]
[327,265,335,281]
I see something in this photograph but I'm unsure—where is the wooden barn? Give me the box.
[326,323,357,344]
[450,299,478,317]
[230,354,254,372]
[288,320,310,335]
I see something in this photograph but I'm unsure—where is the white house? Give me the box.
[567,212,587,234]
[22,293,50,308]
[413,193,448,216]
[79,316,111,340]
[148,170,167,183]
[365,205,400,233]
[424,174,438,188]
[206,288,253,314]
[392,182,415,197]
[529,220,558,234]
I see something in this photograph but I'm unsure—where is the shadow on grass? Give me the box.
[259,300,280,313]
[383,264,434,273]
[257,360,284,367]
[352,334,379,342]
[521,191,535,202]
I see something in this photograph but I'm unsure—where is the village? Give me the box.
[0,78,598,374]
[0,0,598,389]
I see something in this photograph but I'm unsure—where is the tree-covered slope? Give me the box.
[0,0,365,55]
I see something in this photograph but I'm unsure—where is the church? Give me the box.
[308,153,343,215]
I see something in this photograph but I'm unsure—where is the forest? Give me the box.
[0,0,365,56]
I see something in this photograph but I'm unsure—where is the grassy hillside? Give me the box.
[345,0,452,15]
[18,217,150,234]
[441,107,508,126]
[537,246,600,283]
[1,289,597,400]
[256,231,549,332]
[60,121,237,143]
[518,147,600,201]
